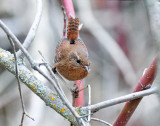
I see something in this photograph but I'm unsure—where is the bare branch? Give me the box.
[7,36,25,126]
[17,0,43,57]
[83,87,158,112]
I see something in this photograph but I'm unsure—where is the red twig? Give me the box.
[62,0,75,37]
[113,56,157,126]
[62,0,84,108]
[63,0,75,18]
[74,80,84,107]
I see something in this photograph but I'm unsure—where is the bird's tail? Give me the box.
[67,17,79,41]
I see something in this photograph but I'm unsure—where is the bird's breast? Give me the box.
[56,63,88,81]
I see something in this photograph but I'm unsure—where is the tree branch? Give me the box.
[82,87,158,113]
[0,48,86,126]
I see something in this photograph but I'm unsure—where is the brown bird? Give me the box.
[53,17,90,81]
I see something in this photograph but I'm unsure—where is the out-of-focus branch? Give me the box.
[145,0,160,45]
[113,56,157,126]
[77,0,137,86]
[0,48,86,126]
[63,0,75,18]
[17,0,43,57]
[145,0,160,89]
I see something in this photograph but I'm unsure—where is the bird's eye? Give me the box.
[70,40,75,44]
[76,59,81,63]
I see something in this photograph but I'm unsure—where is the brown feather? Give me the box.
[67,17,79,41]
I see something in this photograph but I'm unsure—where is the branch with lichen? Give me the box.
[0,48,87,126]
[0,18,82,125]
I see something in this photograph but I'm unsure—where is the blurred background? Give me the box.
[0,0,160,126]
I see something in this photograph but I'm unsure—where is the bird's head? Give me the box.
[69,50,91,73]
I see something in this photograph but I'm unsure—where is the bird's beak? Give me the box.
[84,66,89,72]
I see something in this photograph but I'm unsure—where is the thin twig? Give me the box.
[83,87,158,112]
[91,118,112,126]
[7,36,25,126]
[38,51,67,98]
[17,0,43,57]
[87,85,91,122]
[0,20,81,126]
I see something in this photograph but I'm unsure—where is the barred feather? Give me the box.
[67,17,79,40]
